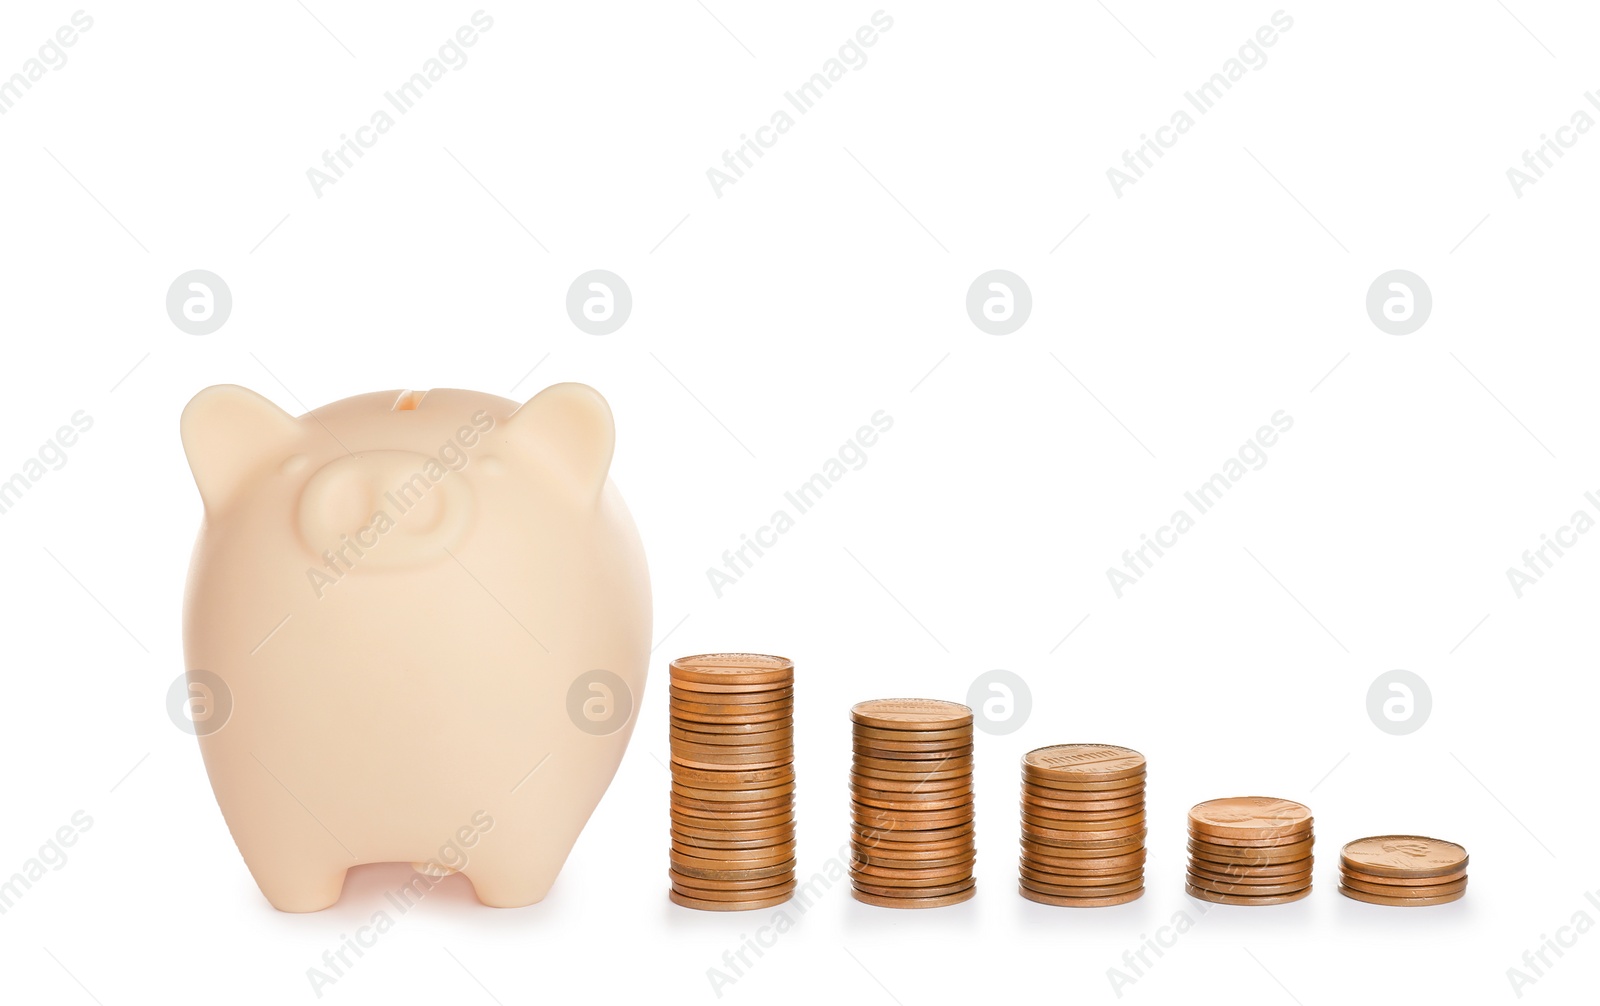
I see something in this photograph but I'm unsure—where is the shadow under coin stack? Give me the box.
[1186,797,1314,905]
[1339,835,1468,906]
[668,654,796,911]
[848,699,976,908]
[1018,744,1147,906]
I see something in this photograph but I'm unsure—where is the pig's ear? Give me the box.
[504,383,615,502]
[181,385,303,513]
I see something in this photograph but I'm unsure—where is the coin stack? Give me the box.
[1018,744,1147,907]
[1339,835,1468,907]
[848,699,976,908]
[1186,797,1314,905]
[668,653,796,911]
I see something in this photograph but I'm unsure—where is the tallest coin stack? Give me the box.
[668,653,797,911]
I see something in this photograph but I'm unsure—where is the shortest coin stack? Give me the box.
[1186,797,1314,905]
[1339,836,1468,907]
[668,654,797,911]
[1018,744,1147,907]
[849,699,976,909]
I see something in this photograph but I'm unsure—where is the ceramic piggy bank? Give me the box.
[179,383,651,911]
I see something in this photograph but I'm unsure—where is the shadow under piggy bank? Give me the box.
[179,382,651,912]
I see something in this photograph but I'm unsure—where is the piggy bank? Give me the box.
[179,383,651,911]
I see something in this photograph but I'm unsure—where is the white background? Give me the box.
[1,1,1597,1003]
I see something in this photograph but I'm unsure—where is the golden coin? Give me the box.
[670,652,794,685]
[1023,744,1146,782]
[851,883,976,909]
[1339,836,1468,879]
[851,848,975,871]
[853,732,973,751]
[854,791,974,812]
[1023,822,1145,843]
[669,858,795,882]
[1188,857,1311,881]
[671,752,792,771]
[1018,875,1144,898]
[1337,884,1464,907]
[1022,808,1146,827]
[851,860,976,884]
[1185,872,1311,897]
[669,887,795,912]
[1188,838,1315,865]
[1019,883,1143,907]
[671,877,798,901]
[1188,797,1313,840]
[668,674,794,694]
[671,796,792,816]
[670,703,792,723]
[670,805,794,825]
[851,772,972,794]
[1340,867,1466,888]
[670,716,796,736]
[851,836,975,858]
[855,824,974,848]
[670,840,797,863]
[1339,874,1467,899]
[670,764,795,787]
[671,820,794,842]
[1185,883,1312,906]
[852,802,974,823]
[1021,836,1144,858]
[1017,774,1145,796]
[671,729,795,751]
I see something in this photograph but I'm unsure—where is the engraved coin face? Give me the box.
[850,698,973,731]
[1340,836,1467,877]
[1023,744,1146,781]
[1188,797,1313,839]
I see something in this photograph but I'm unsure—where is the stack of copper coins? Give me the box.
[1339,835,1468,907]
[1017,744,1147,906]
[1186,797,1314,905]
[667,653,796,911]
[848,698,976,909]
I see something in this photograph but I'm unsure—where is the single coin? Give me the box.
[1020,865,1143,888]
[1023,791,1146,813]
[671,752,792,771]
[1023,831,1147,851]
[1339,875,1467,899]
[669,868,796,892]
[670,716,797,737]
[1341,867,1466,888]
[669,887,795,912]
[670,699,792,721]
[1019,883,1143,908]
[850,860,976,885]
[672,796,792,816]
[1019,875,1144,898]
[1189,797,1313,840]
[851,772,972,794]
[1185,872,1311,897]
[671,729,795,751]
[1338,884,1465,907]
[851,870,972,895]
[1188,839,1315,866]
[1023,744,1146,782]
[852,753,973,775]
[853,803,974,824]
[852,834,976,857]
[851,698,973,731]
[852,742,975,762]
[667,686,793,705]
[1185,883,1312,906]
[1017,774,1145,796]
[668,675,794,694]
[853,723,973,743]
[1022,837,1144,859]
[671,824,794,846]
[671,834,795,857]
[670,652,794,686]
[1023,822,1145,843]
[670,845,796,869]
[855,822,974,846]
[668,858,795,882]
[852,734,973,753]
[670,764,796,788]
[670,778,795,798]
[1188,857,1311,882]
[1187,827,1313,848]
[1339,836,1468,879]
[851,849,975,871]
[851,883,976,909]
[854,791,975,813]
[670,809,794,831]
[1024,807,1147,827]
[1020,851,1146,874]
[670,878,798,902]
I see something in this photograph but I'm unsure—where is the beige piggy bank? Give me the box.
[179,383,651,912]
